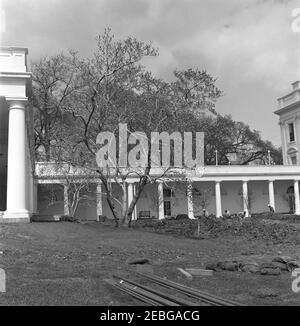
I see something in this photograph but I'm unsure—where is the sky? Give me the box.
[1,0,300,145]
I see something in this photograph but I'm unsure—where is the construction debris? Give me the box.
[177,268,193,280]
[286,260,300,271]
[136,272,244,306]
[240,262,259,274]
[205,256,300,275]
[131,217,299,243]
[105,278,180,306]
[272,256,292,264]
[260,268,281,276]
[217,261,239,271]
[126,257,150,265]
[185,268,213,276]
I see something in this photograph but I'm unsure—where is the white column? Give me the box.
[187,180,195,219]
[4,100,30,220]
[96,183,102,221]
[127,182,136,220]
[268,180,275,211]
[158,181,164,220]
[215,181,222,218]
[294,180,300,215]
[280,123,288,165]
[63,184,70,216]
[242,181,249,217]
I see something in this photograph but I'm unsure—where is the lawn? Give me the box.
[0,220,299,306]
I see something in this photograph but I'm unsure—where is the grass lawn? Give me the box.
[0,221,300,306]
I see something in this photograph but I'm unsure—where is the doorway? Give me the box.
[287,186,295,213]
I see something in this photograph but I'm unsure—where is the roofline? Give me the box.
[0,47,28,54]
[274,100,300,115]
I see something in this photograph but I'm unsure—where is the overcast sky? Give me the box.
[1,0,300,145]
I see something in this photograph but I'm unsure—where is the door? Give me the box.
[164,200,171,217]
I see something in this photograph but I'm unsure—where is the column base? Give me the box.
[1,211,31,223]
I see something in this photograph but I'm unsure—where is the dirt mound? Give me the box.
[131,217,300,243]
[254,213,300,224]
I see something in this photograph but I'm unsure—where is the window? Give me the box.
[164,201,171,216]
[163,188,174,197]
[288,123,295,142]
[291,156,297,165]
[138,211,151,219]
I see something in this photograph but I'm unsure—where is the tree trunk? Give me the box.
[44,142,51,161]
[119,181,128,226]
[96,170,119,227]
[127,174,149,227]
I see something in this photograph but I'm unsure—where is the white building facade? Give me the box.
[275,81,300,166]
[0,47,300,222]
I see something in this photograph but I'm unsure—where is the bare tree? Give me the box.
[32,29,222,227]
[31,53,81,160]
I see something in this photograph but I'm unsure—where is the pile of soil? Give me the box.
[131,217,300,243]
[255,213,300,224]
[206,256,300,275]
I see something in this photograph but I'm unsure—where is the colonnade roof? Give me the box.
[35,162,300,183]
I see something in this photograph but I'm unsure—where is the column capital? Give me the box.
[6,97,28,110]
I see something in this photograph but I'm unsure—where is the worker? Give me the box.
[224,209,231,218]
[267,204,275,213]
[202,208,209,217]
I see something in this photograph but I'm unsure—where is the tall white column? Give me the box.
[96,183,102,221]
[242,181,249,217]
[127,182,136,220]
[280,122,288,165]
[294,180,300,215]
[63,184,70,216]
[215,181,222,218]
[187,180,195,219]
[157,181,164,220]
[4,100,30,220]
[268,180,275,211]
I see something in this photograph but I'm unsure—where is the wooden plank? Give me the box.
[177,268,193,280]
[185,268,213,276]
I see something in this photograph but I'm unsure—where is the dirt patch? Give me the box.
[131,216,300,244]
[0,221,299,305]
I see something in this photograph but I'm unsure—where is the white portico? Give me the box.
[0,47,35,222]
[1,46,300,222]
